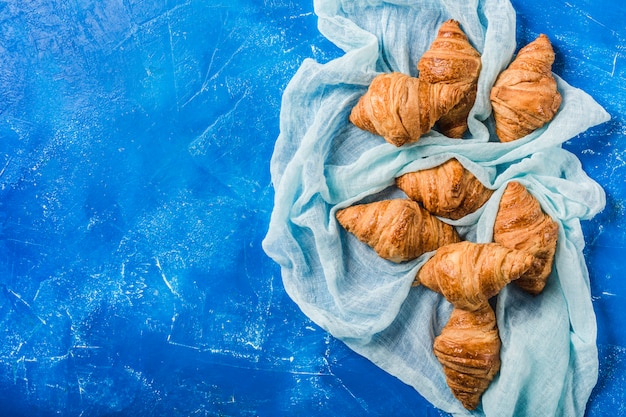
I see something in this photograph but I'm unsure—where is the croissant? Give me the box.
[396,158,493,220]
[417,19,482,138]
[433,303,501,410]
[493,181,559,295]
[490,34,562,142]
[415,241,534,310]
[336,199,461,263]
[349,72,465,146]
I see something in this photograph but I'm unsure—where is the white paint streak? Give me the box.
[289,12,314,19]
[155,257,181,298]
[6,289,47,325]
[0,156,11,178]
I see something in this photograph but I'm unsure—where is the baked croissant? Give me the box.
[493,181,559,295]
[336,199,461,263]
[396,158,493,220]
[490,34,562,142]
[433,303,501,410]
[415,241,534,310]
[417,19,482,138]
[349,72,465,146]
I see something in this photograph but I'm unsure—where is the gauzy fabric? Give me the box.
[262,0,610,415]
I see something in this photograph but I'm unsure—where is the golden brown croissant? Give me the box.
[349,72,465,146]
[493,181,559,295]
[396,158,493,220]
[336,199,461,263]
[417,19,482,138]
[490,34,562,142]
[433,303,501,410]
[415,241,534,310]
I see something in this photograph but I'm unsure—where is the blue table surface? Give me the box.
[0,0,624,416]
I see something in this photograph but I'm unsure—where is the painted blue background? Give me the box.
[0,0,623,416]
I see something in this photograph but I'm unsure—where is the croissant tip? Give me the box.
[529,33,555,51]
[335,207,351,225]
[505,180,524,193]
[515,279,546,295]
[460,397,480,411]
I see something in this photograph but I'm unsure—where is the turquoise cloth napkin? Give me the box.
[263,0,610,415]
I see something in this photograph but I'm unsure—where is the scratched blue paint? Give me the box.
[0,0,623,416]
